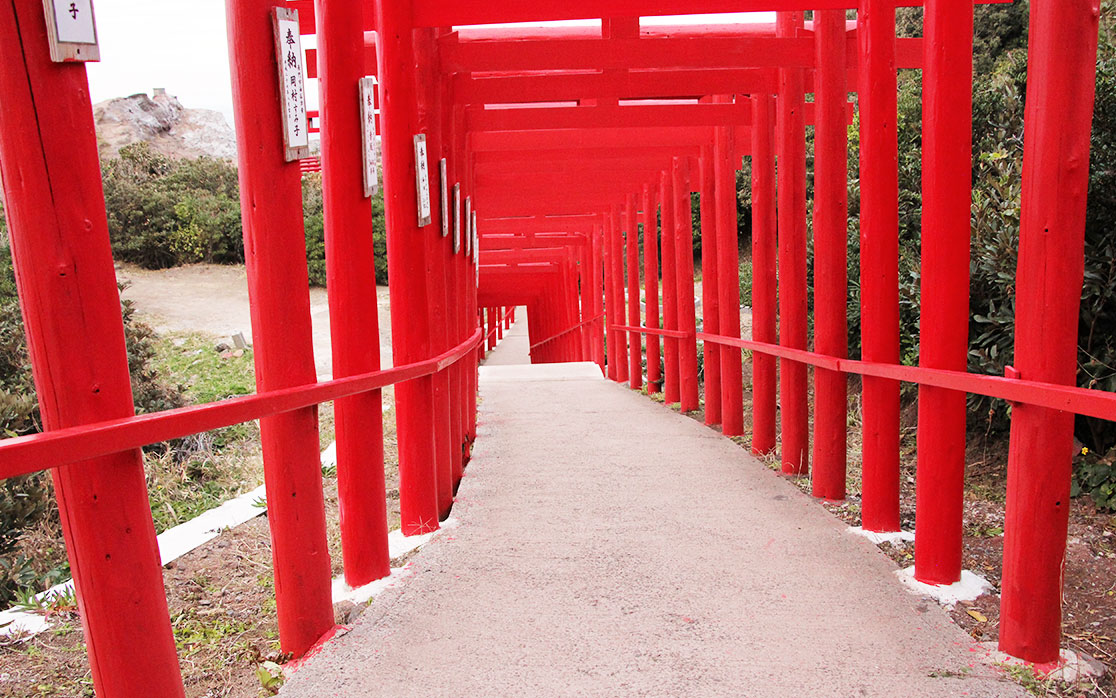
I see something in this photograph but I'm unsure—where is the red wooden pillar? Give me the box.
[497,307,505,340]
[417,30,454,520]
[751,93,778,455]
[0,3,184,693]
[626,193,643,389]
[642,184,663,391]
[714,110,744,437]
[373,0,440,535]
[913,0,973,583]
[315,0,390,585]
[700,145,722,425]
[674,158,700,413]
[487,307,498,350]
[610,204,630,384]
[591,223,607,373]
[812,9,850,501]
[776,11,809,475]
[660,171,681,404]
[442,80,466,488]
[858,0,902,531]
[1000,0,1100,663]
[227,0,335,657]
[580,242,593,360]
[603,215,619,379]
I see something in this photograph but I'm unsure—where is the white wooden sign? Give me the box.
[43,0,99,62]
[358,77,379,197]
[472,212,479,263]
[414,134,432,227]
[464,196,472,255]
[439,159,450,237]
[273,8,310,162]
[453,183,462,253]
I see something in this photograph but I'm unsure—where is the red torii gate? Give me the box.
[0,0,1107,696]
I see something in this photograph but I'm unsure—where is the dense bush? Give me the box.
[103,145,389,286]
[301,173,389,286]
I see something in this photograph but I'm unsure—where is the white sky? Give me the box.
[85,5,774,126]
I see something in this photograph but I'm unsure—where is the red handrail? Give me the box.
[610,323,692,340]
[529,313,603,352]
[0,328,483,480]
[697,332,1116,423]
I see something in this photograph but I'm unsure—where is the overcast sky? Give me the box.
[85,4,774,126]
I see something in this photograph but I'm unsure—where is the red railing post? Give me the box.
[700,145,722,426]
[714,107,744,437]
[674,158,701,413]
[642,184,663,391]
[811,9,850,501]
[626,193,643,389]
[776,11,809,475]
[1000,0,1100,663]
[227,0,335,656]
[660,171,682,405]
[315,0,391,585]
[0,2,184,692]
[497,307,505,340]
[373,0,441,535]
[858,0,902,531]
[913,0,973,583]
[610,204,630,384]
[751,94,778,455]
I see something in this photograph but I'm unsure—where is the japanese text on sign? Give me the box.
[453,184,462,253]
[414,135,432,226]
[440,159,450,238]
[273,9,309,160]
[51,0,96,43]
[464,196,472,255]
[359,77,379,197]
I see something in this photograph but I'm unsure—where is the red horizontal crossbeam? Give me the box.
[444,37,815,73]
[473,127,717,152]
[466,101,752,132]
[457,68,779,105]
[0,328,484,480]
[412,0,1009,27]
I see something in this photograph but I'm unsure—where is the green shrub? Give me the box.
[0,232,186,606]
[301,173,389,287]
[739,258,752,307]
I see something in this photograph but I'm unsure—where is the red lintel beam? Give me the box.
[472,127,717,152]
[477,156,677,176]
[466,101,750,132]
[444,37,815,73]
[476,145,703,164]
[457,69,778,105]
[412,0,1009,27]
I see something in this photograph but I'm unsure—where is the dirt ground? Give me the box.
[117,263,394,376]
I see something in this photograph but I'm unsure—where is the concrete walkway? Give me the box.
[281,322,1023,697]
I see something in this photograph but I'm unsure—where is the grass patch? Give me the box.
[144,330,264,533]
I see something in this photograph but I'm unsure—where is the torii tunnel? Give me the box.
[0,0,1111,694]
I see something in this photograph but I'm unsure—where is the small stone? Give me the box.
[215,342,231,353]
[232,349,245,358]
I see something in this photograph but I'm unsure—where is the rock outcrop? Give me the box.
[94,90,237,160]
